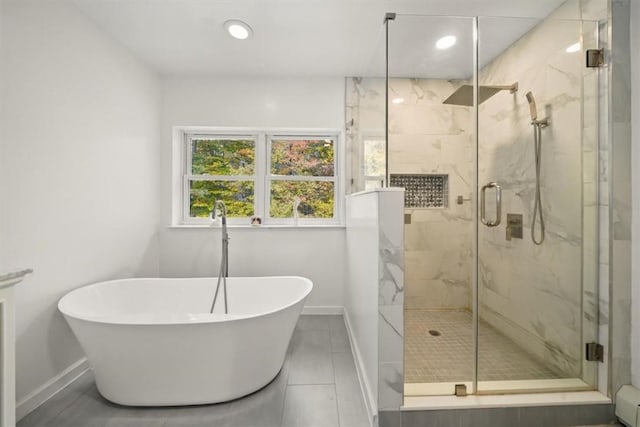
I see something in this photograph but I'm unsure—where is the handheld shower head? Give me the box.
[525,91,538,121]
[525,91,549,126]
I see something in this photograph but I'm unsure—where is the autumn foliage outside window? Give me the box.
[269,138,335,219]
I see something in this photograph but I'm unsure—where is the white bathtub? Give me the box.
[58,276,313,406]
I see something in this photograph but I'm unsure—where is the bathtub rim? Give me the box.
[58,275,313,326]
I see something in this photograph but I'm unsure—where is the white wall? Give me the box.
[345,191,380,416]
[630,0,640,387]
[0,0,161,407]
[159,77,347,309]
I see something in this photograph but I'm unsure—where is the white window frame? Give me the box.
[172,126,344,226]
[183,132,259,225]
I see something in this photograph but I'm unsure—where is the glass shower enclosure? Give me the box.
[347,0,607,397]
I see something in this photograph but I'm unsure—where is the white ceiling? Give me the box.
[70,0,568,78]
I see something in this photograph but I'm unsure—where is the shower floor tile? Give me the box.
[404,309,561,384]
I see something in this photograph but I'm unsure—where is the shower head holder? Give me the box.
[532,117,549,127]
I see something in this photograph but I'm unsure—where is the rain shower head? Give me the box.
[525,91,538,121]
[443,82,518,107]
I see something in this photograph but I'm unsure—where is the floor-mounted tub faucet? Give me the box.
[210,200,229,314]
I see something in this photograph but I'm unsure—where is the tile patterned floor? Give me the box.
[18,315,370,427]
[405,309,561,384]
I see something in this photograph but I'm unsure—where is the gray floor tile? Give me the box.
[287,328,335,385]
[281,385,339,427]
[105,407,170,427]
[329,316,351,353]
[295,315,331,331]
[162,362,291,427]
[327,314,345,330]
[18,371,94,427]
[18,315,369,427]
[161,402,234,427]
[333,353,370,427]
[45,385,119,426]
[216,359,291,427]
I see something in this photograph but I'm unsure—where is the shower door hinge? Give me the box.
[586,49,604,68]
[586,342,604,362]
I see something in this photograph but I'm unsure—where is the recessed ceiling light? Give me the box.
[436,35,457,50]
[566,42,580,53]
[392,97,405,104]
[224,20,253,40]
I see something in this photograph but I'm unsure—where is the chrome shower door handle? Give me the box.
[480,182,502,227]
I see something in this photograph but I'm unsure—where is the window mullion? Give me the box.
[183,135,193,223]
[264,134,274,222]
[268,175,335,182]
[187,175,255,181]
[255,133,266,220]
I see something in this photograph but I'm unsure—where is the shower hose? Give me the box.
[531,122,545,245]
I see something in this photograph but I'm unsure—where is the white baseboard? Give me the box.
[343,308,377,427]
[302,306,344,315]
[17,357,90,421]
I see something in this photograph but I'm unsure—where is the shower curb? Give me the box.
[379,403,615,427]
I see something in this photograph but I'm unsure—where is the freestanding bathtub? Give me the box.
[58,276,313,406]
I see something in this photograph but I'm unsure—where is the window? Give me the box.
[187,136,256,219]
[268,137,336,221]
[363,138,385,189]
[176,128,342,226]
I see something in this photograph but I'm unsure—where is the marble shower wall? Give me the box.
[477,7,595,378]
[609,0,632,399]
[345,77,385,194]
[390,79,474,310]
[377,189,405,411]
[346,77,474,311]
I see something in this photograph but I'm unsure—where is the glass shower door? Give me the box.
[382,3,607,400]
[475,13,602,393]
[385,14,477,397]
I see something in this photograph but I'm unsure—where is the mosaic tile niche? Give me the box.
[390,174,449,209]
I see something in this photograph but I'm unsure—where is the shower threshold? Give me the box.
[405,377,591,397]
[402,389,610,411]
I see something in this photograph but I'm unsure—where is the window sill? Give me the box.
[167,224,346,230]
